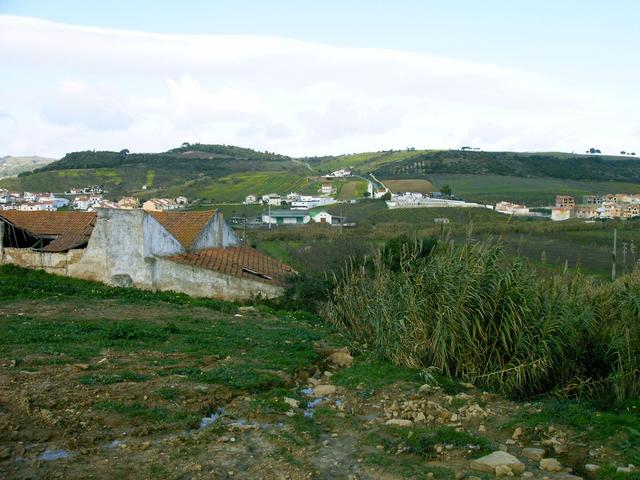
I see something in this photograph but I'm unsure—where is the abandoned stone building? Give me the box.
[0,209,291,300]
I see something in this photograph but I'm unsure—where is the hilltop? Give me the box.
[0,155,56,179]
[2,144,640,204]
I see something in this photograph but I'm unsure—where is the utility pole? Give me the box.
[268,203,271,230]
[611,228,617,281]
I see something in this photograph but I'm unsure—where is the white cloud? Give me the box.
[0,14,637,157]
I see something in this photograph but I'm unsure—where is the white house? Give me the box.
[243,194,257,205]
[74,196,91,211]
[262,193,283,206]
[312,211,333,224]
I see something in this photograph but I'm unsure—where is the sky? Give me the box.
[0,0,639,158]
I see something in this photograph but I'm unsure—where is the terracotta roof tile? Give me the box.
[149,211,216,248]
[0,211,96,237]
[40,234,89,252]
[167,247,294,285]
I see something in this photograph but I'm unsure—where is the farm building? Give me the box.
[262,210,310,225]
[0,209,291,300]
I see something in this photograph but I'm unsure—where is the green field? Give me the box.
[311,149,440,173]
[427,174,640,205]
[336,179,368,200]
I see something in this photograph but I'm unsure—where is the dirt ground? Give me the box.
[0,300,635,479]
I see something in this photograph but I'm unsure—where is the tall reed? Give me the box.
[323,237,640,400]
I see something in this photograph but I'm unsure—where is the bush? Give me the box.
[323,238,640,401]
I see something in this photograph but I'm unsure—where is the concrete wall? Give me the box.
[0,208,281,300]
[192,212,240,250]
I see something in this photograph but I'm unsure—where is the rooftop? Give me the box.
[149,210,216,248]
[167,246,293,285]
[0,211,96,237]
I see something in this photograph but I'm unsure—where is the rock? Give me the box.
[495,465,514,477]
[326,351,353,368]
[540,458,563,472]
[522,473,534,478]
[554,444,569,455]
[584,464,600,478]
[617,466,635,474]
[283,397,299,408]
[74,363,90,371]
[512,427,523,440]
[522,447,546,461]
[478,424,486,433]
[385,419,413,427]
[312,385,336,396]
[419,384,439,394]
[470,451,525,475]
[238,306,256,313]
[415,412,426,422]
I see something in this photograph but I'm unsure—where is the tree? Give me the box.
[381,191,392,201]
[119,149,129,155]
[441,184,452,196]
[621,151,627,155]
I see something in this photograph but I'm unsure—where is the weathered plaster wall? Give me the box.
[192,212,240,250]
[0,208,282,300]
[153,257,283,300]
[2,248,84,275]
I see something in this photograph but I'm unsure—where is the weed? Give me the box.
[80,371,149,385]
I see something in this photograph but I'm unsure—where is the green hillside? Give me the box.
[2,144,311,200]
[3,144,640,206]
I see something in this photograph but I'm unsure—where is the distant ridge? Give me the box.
[0,155,57,179]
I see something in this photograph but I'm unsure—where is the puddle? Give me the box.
[199,408,224,429]
[39,449,72,461]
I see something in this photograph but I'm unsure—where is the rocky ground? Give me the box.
[1,290,639,478]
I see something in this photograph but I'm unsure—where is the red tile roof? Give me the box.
[167,247,294,285]
[40,234,89,252]
[0,211,96,237]
[149,211,216,248]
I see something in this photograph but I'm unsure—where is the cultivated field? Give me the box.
[335,179,368,200]
[382,179,435,194]
[427,174,640,206]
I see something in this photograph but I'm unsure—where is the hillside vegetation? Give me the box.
[3,144,640,205]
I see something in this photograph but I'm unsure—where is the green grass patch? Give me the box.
[80,371,149,385]
[94,401,199,427]
[332,360,423,393]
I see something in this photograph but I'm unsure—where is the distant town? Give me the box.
[2,168,639,227]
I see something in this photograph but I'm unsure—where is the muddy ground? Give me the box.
[0,300,637,479]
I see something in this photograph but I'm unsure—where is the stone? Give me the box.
[385,419,413,427]
[415,412,426,422]
[495,465,514,477]
[326,351,353,368]
[478,424,486,433]
[617,466,634,474]
[584,464,600,477]
[470,451,525,475]
[283,397,299,408]
[312,385,336,396]
[512,427,524,440]
[540,458,563,472]
[522,473,534,478]
[522,447,546,461]
[554,444,569,455]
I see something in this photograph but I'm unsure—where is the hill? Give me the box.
[0,155,56,179]
[3,144,640,205]
[2,144,311,200]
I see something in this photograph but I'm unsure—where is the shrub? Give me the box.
[323,238,640,401]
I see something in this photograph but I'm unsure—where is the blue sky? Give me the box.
[0,0,638,157]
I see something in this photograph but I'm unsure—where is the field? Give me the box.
[382,179,435,194]
[2,267,640,478]
[311,149,440,173]
[335,179,368,200]
[427,174,640,206]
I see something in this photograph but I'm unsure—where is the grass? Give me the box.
[427,173,640,206]
[80,370,149,385]
[94,401,199,427]
[332,360,423,393]
[0,264,236,312]
[336,179,368,200]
